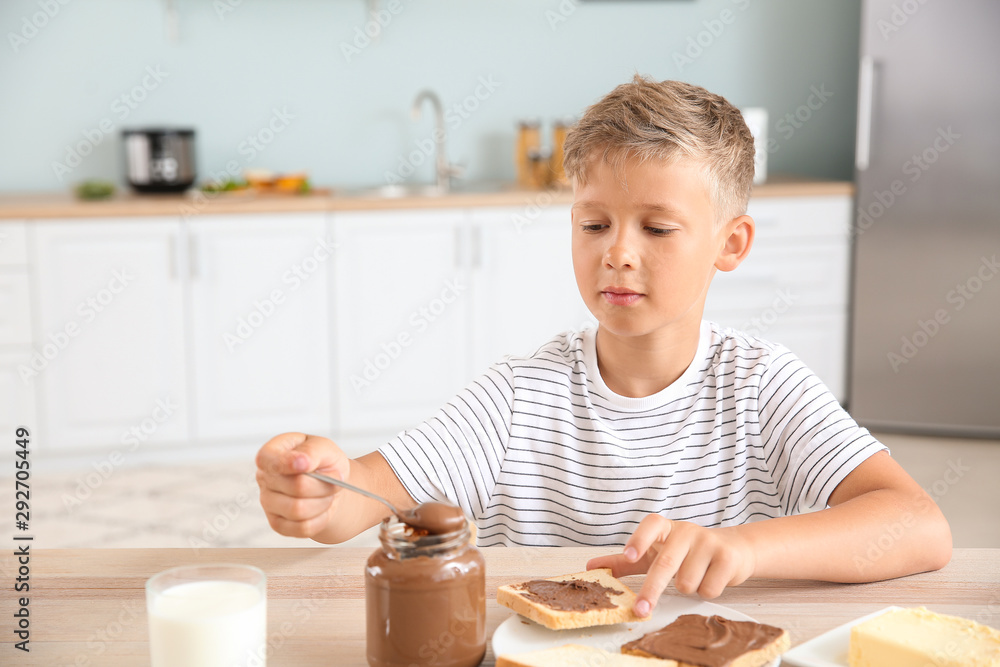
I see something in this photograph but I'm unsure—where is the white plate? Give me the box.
[492,596,779,667]
[781,606,902,667]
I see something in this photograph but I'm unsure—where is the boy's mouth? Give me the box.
[601,287,644,307]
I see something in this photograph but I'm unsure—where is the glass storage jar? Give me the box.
[365,514,485,667]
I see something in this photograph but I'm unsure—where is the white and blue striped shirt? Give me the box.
[379,322,885,547]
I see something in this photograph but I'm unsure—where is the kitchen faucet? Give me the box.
[411,89,463,191]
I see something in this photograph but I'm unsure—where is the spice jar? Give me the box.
[516,120,541,189]
[366,514,486,667]
[550,119,570,187]
[528,148,552,190]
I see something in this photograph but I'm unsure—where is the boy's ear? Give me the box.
[715,215,754,272]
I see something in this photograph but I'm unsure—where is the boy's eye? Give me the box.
[580,223,608,232]
[645,226,675,236]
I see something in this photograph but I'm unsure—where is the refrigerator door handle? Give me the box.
[856,55,876,171]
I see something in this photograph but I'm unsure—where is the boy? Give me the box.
[256,76,951,616]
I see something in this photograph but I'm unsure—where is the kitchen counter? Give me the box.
[0,177,853,219]
[6,547,996,665]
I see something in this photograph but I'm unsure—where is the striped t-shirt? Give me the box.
[378,321,886,547]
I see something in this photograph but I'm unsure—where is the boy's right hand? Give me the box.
[255,432,351,539]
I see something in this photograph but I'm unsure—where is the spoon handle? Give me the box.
[305,471,399,514]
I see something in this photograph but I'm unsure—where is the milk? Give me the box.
[148,580,266,667]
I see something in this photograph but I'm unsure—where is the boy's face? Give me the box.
[571,156,735,342]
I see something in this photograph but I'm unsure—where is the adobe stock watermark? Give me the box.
[854,126,960,237]
[411,607,481,664]
[350,278,467,392]
[545,0,579,30]
[213,0,245,20]
[187,470,256,551]
[51,65,169,181]
[763,85,834,157]
[510,190,563,234]
[383,76,501,186]
[238,590,333,667]
[740,289,797,338]
[57,599,144,667]
[853,458,969,573]
[60,397,179,512]
[672,0,752,73]
[876,0,931,41]
[887,254,998,373]
[7,0,73,53]
[180,106,295,220]
[224,233,337,352]
[18,268,134,384]
[340,0,413,63]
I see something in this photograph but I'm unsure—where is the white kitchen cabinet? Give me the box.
[332,205,591,443]
[0,220,35,436]
[187,214,331,439]
[0,274,32,346]
[31,214,334,452]
[31,219,189,450]
[704,195,852,401]
[0,220,32,345]
[19,188,853,458]
[332,209,471,437]
[0,220,28,265]
[0,350,36,437]
[468,205,591,372]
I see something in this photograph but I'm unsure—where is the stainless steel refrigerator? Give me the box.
[850,0,1000,438]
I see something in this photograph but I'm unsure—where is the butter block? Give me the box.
[849,606,1000,667]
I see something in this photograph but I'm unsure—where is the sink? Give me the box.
[346,181,513,199]
[350,183,448,198]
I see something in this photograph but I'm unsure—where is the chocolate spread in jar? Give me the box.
[516,579,619,612]
[622,614,785,667]
[366,515,485,667]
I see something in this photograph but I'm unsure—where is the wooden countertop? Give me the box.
[4,547,995,665]
[0,177,853,220]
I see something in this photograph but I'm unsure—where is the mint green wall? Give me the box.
[1,0,860,192]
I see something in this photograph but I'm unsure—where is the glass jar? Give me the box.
[365,515,486,667]
[516,120,541,189]
[550,120,570,187]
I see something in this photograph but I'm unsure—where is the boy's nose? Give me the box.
[604,229,638,269]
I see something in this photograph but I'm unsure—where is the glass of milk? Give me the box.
[146,563,267,667]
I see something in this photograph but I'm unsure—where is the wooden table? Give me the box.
[3,547,997,665]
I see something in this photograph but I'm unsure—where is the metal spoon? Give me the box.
[305,471,465,535]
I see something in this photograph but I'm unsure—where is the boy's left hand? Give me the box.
[587,514,756,616]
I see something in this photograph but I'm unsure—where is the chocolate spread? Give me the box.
[622,614,784,667]
[517,579,618,612]
[400,502,466,536]
[365,516,485,667]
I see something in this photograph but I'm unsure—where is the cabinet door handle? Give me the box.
[169,235,178,280]
[189,234,199,279]
[471,225,482,269]
[855,55,876,171]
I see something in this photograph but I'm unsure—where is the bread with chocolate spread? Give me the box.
[621,614,790,667]
[497,568,650,630]
[497,644,677,667]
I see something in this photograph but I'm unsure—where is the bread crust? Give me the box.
[621,626,791,667]
[497,568,649,630]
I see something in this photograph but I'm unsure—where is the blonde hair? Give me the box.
[563,75,756,225]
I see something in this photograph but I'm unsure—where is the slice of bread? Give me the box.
[496,644,678,667]
[497,568,649,630]
[621,614,790,667]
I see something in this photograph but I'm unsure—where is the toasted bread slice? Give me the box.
[497,644,678,667]
[497,567,648,630]
[621,614,790,667]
